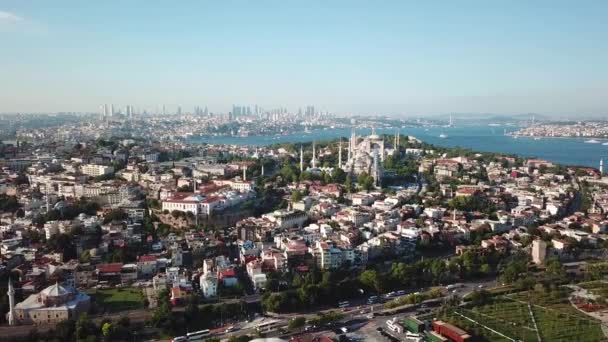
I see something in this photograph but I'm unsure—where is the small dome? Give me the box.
[41,283,72,298]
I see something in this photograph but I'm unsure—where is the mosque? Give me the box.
[6,279,90,325]
[302,128,400,188]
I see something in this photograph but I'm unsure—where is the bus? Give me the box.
[186,329,211,341]
[171,337,186,342]
[338,301,350,308]
[446,283,464,291]
[256,320,280,332]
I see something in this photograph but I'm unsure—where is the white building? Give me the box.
[532,239,547,265]
[200,273,218,298]
[81,164,114,177]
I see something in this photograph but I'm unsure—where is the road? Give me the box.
[217,278,498,341]
[0,277,496,340]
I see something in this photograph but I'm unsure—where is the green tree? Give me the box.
[101,322,111,337]
[291,190,303,202]
[288,316,306,331]
[345,176,353,193]
[359,270,385,293]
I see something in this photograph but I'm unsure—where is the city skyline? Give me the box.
[0,1,607,116]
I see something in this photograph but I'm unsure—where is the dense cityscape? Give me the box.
[2,2,607,342]
[2,110,608,342]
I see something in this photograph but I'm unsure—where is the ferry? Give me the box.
[439,133,448,139]
[585,139,601,144]
[602,142,608,146]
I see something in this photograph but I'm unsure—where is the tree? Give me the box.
[468,289,490,306]
[288,316,306,331]
[359,270,385,293]
[357,172,374,191]
[75,313,96,341]
[545,258,566,278]
[0,195,20,213]
[345,176,353,193]
[480,263,492,275]
[103,209,128,224]
[101,322,111,337]
[331,167,346,184]
[291,190,303,203]
[177,184,191,192]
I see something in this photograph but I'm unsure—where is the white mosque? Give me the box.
[301,128,400,188]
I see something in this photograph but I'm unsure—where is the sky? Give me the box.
[0,1,607,117]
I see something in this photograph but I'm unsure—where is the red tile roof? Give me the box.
[138,255,157,263]
[97,263,123,274]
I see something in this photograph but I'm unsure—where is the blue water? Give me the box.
[188,125,608,168]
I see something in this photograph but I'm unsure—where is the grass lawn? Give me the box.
[87,287,146,312]
[578,281,608,298]
[441,289,605,342]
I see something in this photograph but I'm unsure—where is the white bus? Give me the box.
[386,318,404,333]
[446,283,464,291]
[256,320,280,332]
[186,329,210,341]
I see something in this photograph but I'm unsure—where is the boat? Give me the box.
[534,137,541,141]
[585,139,601,144]
[439,133,448,139]
[602,142,608,146]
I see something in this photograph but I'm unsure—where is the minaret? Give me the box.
[45,182,50,213]
[601,159,604,176]
[242,166,247,181]
[312,141,317,168]
[347,137,351,163]
[338,139,342,169]
[261,164,265,177]
[7,278,16,326]
[300,145,304,172]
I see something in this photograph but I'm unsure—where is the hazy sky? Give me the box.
[1,1,607,116]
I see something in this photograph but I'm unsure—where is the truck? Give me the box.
[426,331,448,342]
[432,320,472,342]
[403,316,425,333]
